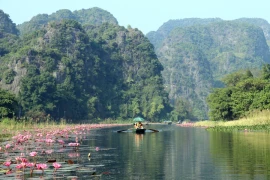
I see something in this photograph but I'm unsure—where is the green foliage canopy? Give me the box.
[207,65,270,121]
[0,89,18,118]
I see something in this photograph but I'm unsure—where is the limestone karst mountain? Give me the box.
[147,18,270,119]
[0,8,171,121]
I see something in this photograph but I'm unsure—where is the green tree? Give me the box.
[207,88,233,121]
[170,98,190,121]
[221,70,253,87]
[207,67,270,121]
[19,65,57,118]
[251,84,270,110]
[262,64,270,80]
[0,89,18,118]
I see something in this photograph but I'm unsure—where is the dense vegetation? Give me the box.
[147,18,270,120]
[207,65,270,121]
[0,89,17,118]
[0,8,172,122]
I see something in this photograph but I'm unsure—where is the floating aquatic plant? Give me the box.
[0,123,125,179]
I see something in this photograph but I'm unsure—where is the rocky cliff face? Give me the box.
[0,10,21,92]
[0,58,27,94]
[235,18,270,44]
[148,19,270,119]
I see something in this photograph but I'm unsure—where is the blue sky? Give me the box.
[0,0,269,34]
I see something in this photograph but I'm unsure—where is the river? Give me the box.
[1,124,270,179]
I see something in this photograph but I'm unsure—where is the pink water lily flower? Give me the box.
[45,149,54,154]
[68,142,80,147]
[36,163,47,170]
[3,161,11,167]
[45,138,54,143]
[16,163,24,169]
[58,139,65,145]
[53,162,61,169]
[68,152,80,157]
[5,144,11,149]
[36,133,43,137]
[30,151,38,157]
[16,162,27,169]
[15,156,21,162]
[26,162,35,168]
[20,157,28,163]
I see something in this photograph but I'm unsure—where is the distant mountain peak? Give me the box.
[17,7,118,36]
[0,9,19,35]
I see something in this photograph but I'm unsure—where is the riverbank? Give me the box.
[0,118,128,141]
[193,110,270,131]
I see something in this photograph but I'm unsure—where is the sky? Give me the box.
[0,0,270,34]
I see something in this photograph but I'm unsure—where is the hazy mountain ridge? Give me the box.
[17,7,118,36]
[147,18,270,49]
[147,18,223,50]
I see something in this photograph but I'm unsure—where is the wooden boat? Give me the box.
[164,120,172,125]
[117,128,158,133]
[133,128,146,134]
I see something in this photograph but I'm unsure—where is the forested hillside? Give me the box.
[0,8,172,122]
[147,18,270,120]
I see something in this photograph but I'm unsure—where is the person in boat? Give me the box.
[134,122,138,129]
[138,122,144,129]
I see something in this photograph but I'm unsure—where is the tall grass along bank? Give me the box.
[194,110,270,131]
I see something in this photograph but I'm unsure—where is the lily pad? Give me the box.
[67,176,78,179]
[76,167,96,173]
[56,164,80,172]
[85,164,105,167]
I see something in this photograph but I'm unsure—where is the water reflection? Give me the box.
[80,125,270,179]
[134,134,144,148]
[209,131,270,180]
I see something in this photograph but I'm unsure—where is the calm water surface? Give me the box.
[80,124,270,180]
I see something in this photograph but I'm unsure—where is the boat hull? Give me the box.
[134,128,146,134]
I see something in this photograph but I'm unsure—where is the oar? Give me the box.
[117,129,130,133]
[148,128,159,132]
